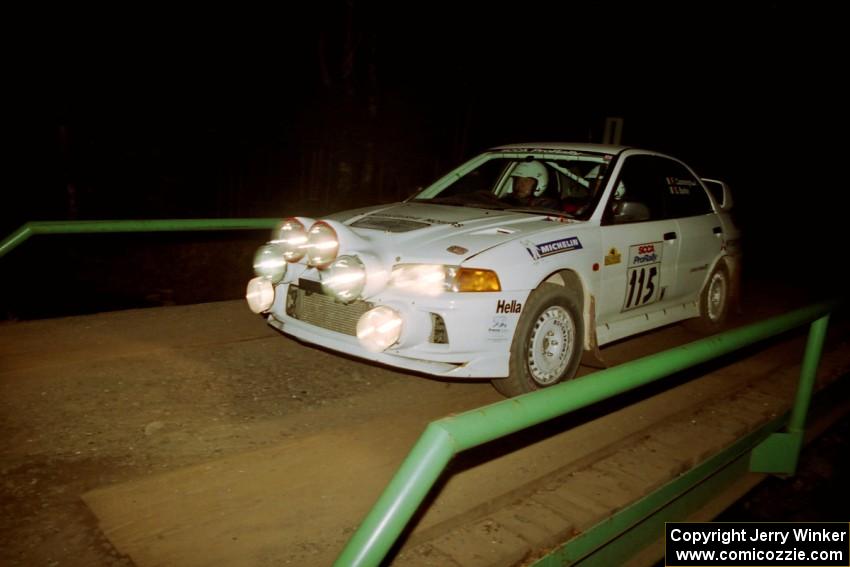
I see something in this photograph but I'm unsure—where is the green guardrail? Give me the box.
[0,219,280,259]
[335,299,841,567]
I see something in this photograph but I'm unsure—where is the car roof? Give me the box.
[489,142,629,155]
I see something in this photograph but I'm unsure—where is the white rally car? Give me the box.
[246,143,741,396]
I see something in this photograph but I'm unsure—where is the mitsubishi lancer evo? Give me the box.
[246,143,741,397]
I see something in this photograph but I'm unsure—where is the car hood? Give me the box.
[324,202,584,264]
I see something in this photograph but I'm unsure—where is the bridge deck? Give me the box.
[1,300,848,566]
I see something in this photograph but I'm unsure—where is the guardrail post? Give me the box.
[334,423,456,567]
[750,314,830,474]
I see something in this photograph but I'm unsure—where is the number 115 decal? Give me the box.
[623,242,662,311]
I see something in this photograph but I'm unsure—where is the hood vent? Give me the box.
[351,215,430,233]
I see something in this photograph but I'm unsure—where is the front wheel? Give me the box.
[491,283,584,397]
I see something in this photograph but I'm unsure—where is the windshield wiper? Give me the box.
[414,197,508,210]
[504,207,576,219]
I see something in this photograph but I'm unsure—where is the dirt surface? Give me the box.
[0,301,489,566]
[0,287,847,566]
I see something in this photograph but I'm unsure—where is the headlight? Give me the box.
[357,306,403,352]
[389,264,447,296]
[322,255,366,302]
[253,243,287,283]
[305,221,339,268]
[272,218,308,262]
[246,277,275,313]
[390,264,501,294]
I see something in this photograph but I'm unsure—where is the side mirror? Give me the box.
[701,178,734,211]
[613,201,651,223]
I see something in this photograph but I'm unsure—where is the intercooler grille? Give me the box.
[286,285,373,336]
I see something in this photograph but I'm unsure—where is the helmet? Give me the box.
[510,160,549,197]
[613,180,626,199]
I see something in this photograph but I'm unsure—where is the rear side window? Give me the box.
[661,161,713,218]
[606,155,713,223]
[611,155,668,221]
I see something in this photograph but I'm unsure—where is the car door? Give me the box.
[597,155,681,325]
[662,161,723,303]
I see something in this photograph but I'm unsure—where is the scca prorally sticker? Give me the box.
[630,242,661,266]
[623,242,662,311]
[525,236,582,260]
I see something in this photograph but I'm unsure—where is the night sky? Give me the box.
[8,2,845,297]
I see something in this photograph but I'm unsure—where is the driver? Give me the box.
[503,160,559,209]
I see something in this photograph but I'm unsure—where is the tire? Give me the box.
[684,264,730,334]
[491,283,584,397]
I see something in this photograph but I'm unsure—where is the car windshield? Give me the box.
[411,153,614,220]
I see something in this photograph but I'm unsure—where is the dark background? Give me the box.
[4,2,845,318]
[3,0,848,538]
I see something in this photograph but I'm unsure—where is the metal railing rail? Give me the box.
[335,299,841,567]
[0,219,280,259]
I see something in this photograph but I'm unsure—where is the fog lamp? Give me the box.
[246,277,275,313]
[253,244,287,283]
[356,306,403,352]
[323,255,366,302]
[272,218,308,262]
[305,221,339,268]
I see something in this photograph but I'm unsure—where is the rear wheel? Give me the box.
[491,283,584,397]
[684,264,730,334]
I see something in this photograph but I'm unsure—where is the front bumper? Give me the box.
[265,283,529,379]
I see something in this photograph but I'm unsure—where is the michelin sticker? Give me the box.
[623,242,662,311]
[525,236,582,261]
